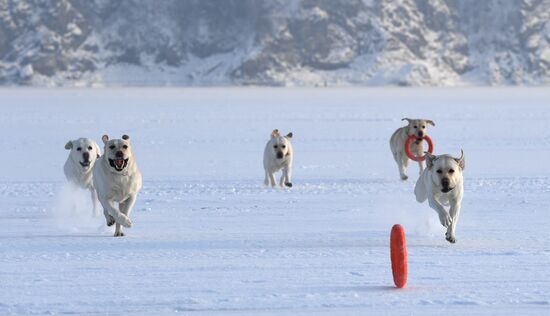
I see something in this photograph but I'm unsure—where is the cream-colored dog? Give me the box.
[414,150,465,243]
[263,129,293,188]
[64,138,101,216]
[93,134,142,237]
[390,118,435,180]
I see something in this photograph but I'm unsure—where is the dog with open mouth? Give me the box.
[414,150,465,243]
[263,129,293,188]
[93,134,142,237]
[64,138,101,216]
[390,118,436,180]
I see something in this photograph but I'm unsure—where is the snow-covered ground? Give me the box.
[0,88,549,315]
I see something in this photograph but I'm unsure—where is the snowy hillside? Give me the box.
[0,88,549,315]
[0,0,549,86]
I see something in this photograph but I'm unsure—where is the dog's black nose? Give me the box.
[417,130,424,138]
[82,152,90,161]
[116,151,124,158]
[276,152,284,159]
[441,178,450,187]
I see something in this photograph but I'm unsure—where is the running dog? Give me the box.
[64,138,101,216]
[93,134,142,237]
[263,129,293,188]
[390,118,435,180]
[414,150,465,243]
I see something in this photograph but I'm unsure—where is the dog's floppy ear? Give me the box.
[425,152,437,169]
[426,120,436,126]
[455,149,465,170]
[122,134,130,140]
[271,129,280,138]
[102,135,109,144]
[401,118,412,124]
[64,141,73,150]
[285,132,293,139]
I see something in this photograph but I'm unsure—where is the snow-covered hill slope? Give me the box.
[0,88,549,315]
[0,0,549,86]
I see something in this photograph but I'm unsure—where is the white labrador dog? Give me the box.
[64,138,101,216]
[390,118,435,180]
[414,150,465,243]
[263,129,293,188]
[93,134,142,237]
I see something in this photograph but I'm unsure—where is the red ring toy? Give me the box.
[390,224,407,288]
[405,135,433,161]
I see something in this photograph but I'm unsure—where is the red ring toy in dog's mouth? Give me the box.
[405,135,434,161]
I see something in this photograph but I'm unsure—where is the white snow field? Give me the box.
[0,88,549,315]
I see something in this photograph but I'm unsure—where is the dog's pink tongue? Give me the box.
[115,159,123,168]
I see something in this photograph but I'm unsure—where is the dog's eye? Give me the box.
[281,145,286,149]
[436,169,442,174]
[273,145,278,149]
[109,145,115,150]
[87,146,92,150]
[422,125,426,128]
[123,145,128,149]
[76,147,82,151]
[449,169,455,173]
[413,126,418,129]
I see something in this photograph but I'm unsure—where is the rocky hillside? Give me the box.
[0,0,549,86]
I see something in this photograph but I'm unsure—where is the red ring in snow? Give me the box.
[405,135,434,162]
[390,224,407,288]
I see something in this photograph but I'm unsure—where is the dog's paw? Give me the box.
[117,215,133,228]
[106,215,115,227]
[445,232,456,244]
[114,231,125,237]
[284,182,293,188]
[400,175,408,181]
[438,213,451,227]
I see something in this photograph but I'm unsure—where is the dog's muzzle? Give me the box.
[80,152,91,167]
[412,134,424,144]
[276,151,284,159]
[441,178,453,193]
[79,161,91,168]
[109,158,129,171]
